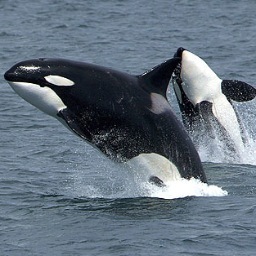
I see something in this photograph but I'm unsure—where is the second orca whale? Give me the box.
[4,57,207,184]
[172,47,256,160]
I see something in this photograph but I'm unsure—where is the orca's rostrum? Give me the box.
[5,57,207,185]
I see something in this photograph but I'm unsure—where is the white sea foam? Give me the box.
[141,178,228,199]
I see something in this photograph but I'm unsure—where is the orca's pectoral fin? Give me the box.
[57,108,92,141]
[149,176,166,187]
[222,80,256,102]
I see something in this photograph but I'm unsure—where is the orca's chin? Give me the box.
[6,81,67,118]
[7,81,40,94]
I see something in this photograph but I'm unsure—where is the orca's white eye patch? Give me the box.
[44,75,74,86]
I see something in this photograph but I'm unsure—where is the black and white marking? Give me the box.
[172,48,256,159]
[5,57,207,184]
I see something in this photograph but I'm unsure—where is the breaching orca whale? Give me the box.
[5,57,207,184]
[171,47,256,160]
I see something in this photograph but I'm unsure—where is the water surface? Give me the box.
[0,1,256,255]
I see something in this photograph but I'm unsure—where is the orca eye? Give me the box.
[44,75,74,86]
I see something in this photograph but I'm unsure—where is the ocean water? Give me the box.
[0,0,256,255]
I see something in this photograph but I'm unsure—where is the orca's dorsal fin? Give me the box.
[138,57,181,98]
[222,80,256,102]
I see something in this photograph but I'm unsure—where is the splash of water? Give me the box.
[68,179,228,200]
[193,101,256,165]
[196,136,256,165]
[68,164,228,200]
[240,137,256,165]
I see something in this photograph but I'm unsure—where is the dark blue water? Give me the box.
[1,0,256,255]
